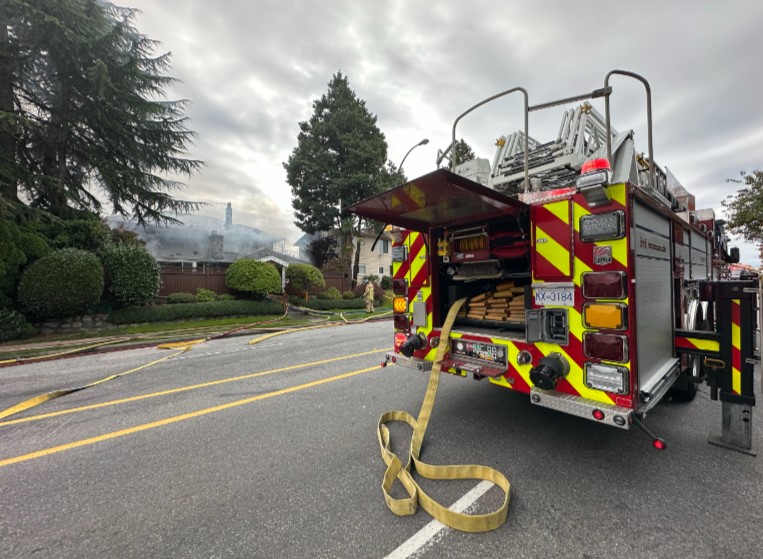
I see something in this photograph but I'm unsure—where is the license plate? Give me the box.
[534,286,574,307]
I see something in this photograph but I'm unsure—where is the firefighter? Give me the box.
[363,279,374,313]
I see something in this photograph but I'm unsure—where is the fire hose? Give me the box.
[377,298,511,532]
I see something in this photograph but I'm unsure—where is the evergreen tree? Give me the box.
[0,0,203,224]
[284,72,393,282]
[453,139,476,166]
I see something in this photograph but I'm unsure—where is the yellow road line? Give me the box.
[0,348,390,428]
[0,365,380,468]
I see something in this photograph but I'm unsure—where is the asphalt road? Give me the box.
[1,321,761,559]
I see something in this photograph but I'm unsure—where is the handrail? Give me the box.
[605,69,655,188]
[451,87,529,191]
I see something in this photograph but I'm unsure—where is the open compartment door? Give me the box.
[347,169,529,230]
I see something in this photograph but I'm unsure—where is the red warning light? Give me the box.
[592,409,606,421]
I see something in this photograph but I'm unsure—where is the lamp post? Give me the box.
[398,138,429,172]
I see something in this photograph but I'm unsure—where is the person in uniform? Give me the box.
[363,279,374,313]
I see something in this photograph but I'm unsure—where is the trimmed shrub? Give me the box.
[225,259,281,297]
[195,288,216,302]
[216,293,235,301]
[317,286,341,300]
[380,275,392,290]
[289,296,365,310]
[0,309,33,342]
[18,248,104,318]
[101,244,160,305]
[167,292,196,304]
[286,263,325,295]
[108,299,282,324]
[342,290,356,300]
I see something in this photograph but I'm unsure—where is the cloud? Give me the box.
[128,0,763,263]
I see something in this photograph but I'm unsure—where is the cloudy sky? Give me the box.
[127,0,762,263]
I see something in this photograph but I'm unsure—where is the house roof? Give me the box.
[107,213,284,263]
[245,247,306,266]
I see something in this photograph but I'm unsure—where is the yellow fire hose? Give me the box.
[0,310,388,421]
[377,298,511,532]
[0,338,130,366]
[0,347,189,420]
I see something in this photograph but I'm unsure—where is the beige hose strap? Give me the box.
[376,298,511,532]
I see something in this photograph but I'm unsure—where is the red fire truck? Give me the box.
[350,70,759,453]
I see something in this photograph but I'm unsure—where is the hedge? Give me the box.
[289,296,365,310]
[0,309,34,342]
[225,259,281,296]
[18,248,104,318]
[108,299,283,324]
[100,244,160,305]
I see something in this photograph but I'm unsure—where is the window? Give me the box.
[358,265,366,274]
[378,266,384,274]
[381,240,389,254]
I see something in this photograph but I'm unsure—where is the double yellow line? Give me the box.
[0,349,387,468]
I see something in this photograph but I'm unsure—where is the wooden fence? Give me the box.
[159,265,233,296]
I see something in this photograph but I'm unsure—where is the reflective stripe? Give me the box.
[732,299,741,395]
[675,336,720,353]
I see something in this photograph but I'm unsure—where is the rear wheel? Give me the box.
[669,299,707,402]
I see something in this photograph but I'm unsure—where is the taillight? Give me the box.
[393,314,410,331]
[392,278,408,296]
[582,302,627,330]
[584,332,628,362]
[394,332,407,350]
[582,272,627,299]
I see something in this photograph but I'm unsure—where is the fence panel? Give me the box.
[159,265,233,296]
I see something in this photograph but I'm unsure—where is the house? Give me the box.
[107,204,304,296]
[107,203,284,266]
[294,229,393,281]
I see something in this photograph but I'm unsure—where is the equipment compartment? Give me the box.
[434,215,531,333]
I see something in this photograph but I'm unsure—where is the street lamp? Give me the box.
[398,138,429,172]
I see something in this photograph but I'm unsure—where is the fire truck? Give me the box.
[349,70,760,454]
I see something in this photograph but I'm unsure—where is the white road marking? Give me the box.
[383,480,493,559]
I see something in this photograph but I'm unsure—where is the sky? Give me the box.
[126,0,762,264]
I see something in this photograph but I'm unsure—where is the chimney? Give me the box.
[207,230,224,260]
[225,203,233,228]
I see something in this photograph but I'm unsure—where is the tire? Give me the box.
[668,299,706,402]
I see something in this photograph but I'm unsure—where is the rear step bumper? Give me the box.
[530,388,633,430]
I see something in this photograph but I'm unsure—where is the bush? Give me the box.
[380,276,392,290]
[317,286,341,300]
[101,244,160,306]
[286,263,325,294]
[18,248,104,318]
[289,296,365,310]
[44,217,111,253]
[167,292,196,304]
[196,288,217,302]
[342,290,356,300]
[108,299,283,324]
[216,293,235,301]
[225,259,281,297]
[0,309,34,342]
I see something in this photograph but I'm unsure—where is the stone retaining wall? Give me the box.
[36,313,110,335]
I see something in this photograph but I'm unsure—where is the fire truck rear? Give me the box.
[349,70,760,453]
